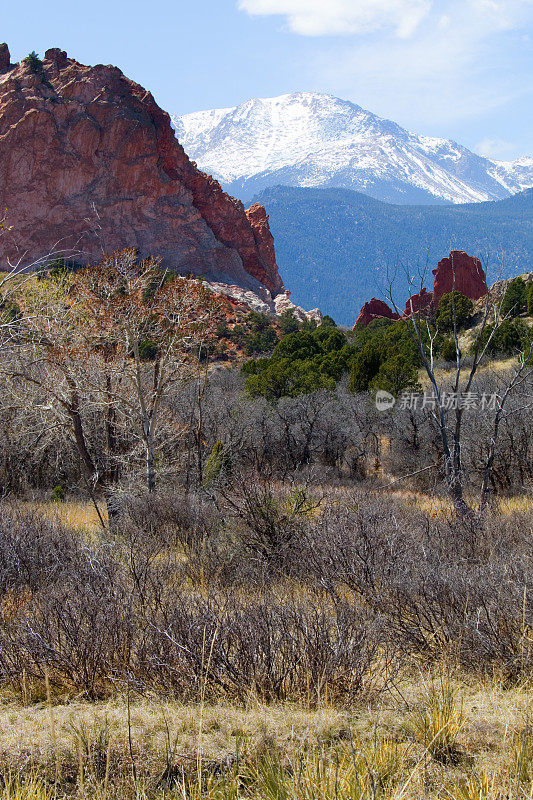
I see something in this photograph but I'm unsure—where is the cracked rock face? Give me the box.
[0,45,283,296]
[0,43,11,73]
[403,287,434,318]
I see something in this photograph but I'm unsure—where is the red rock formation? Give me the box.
[245,204,280,289]
[353,298,400,328]
[353,251,488,327]
[432,251,487,305]
[0,43,11,73]
[403,286,434,317]
[0,45,283,295]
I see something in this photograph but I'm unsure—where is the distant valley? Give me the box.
[252,186,533,326]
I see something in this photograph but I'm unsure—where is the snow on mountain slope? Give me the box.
[172,92,533,205]
[489,157,533,194]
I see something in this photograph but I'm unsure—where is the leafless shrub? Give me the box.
[0,491,529,701]
[0,506,87,596]
[214,475,318,569]
[0,570,135,698]
[300,497,532,678]
[143,590,388,704]
[117,491,219,549]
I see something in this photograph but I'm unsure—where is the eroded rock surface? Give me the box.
[355,251,488,326]
[432,251,487,305]
[0,45,283,295]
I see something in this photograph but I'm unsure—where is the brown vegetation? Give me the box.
[0,252,531,800]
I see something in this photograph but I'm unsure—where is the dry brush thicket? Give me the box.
[0,487,530,702]
[0,262,531,799]
[0,493,531,799]
[0,367,531,499]
[0,347,531,698]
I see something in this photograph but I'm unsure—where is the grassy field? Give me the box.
[2,496,530,800]
[22,489,533,537]
[0,673,531,799]
[20,501,108,538]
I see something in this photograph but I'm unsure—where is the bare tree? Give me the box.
[69,249,222,494]
[2,250,223,519]
[387,266,532,515]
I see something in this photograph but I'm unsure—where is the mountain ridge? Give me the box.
[172,92,533,206]
[251,185,533,325]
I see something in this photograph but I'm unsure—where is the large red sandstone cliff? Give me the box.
[0,46,283,295]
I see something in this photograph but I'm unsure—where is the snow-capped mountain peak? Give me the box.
[172,92,532,205]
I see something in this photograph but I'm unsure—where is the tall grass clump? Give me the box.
[405,678,464,763]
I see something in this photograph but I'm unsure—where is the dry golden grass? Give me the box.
[20,501,108,537]
[393,491,532,518]
[0,673,531,799]
[2,499,530,798]
[417,351,525,388]
[18,479,531,543]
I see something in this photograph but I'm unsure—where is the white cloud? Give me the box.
[469,0,533,29]
[294,0,533,129]
[237,0,432,38]
[236,0,533,145]
[475,138,517,158]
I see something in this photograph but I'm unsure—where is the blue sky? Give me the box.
[4,0,532,159]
